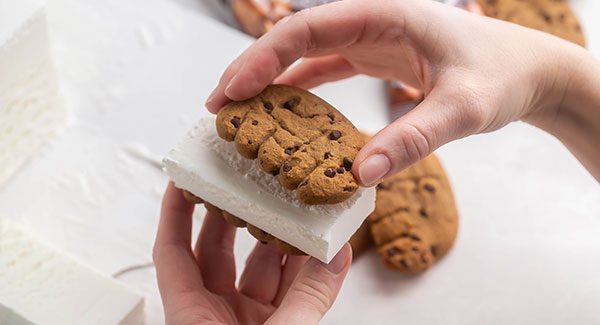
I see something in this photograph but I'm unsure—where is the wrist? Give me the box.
[528,43,600,179]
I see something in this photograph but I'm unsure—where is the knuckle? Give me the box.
[293,273,334,314]
[396,123,433,165]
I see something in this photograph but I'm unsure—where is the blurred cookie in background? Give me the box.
[476,0,585,46]
[231,0,337,38]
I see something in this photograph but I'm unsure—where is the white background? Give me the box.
[1,0,599,324]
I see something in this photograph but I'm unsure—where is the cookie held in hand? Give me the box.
[368,154,459,274]
[216,85,364,205]
[477,0,585,47]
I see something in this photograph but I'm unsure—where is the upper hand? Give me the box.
[205,0,579,185]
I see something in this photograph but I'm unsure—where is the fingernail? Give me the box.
[205,88,218,110]
[358,154,391,187]
[224,75,237,98]
[324,244,350,274]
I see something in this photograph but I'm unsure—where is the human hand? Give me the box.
[205,0,590,185]
[153,183,352,325]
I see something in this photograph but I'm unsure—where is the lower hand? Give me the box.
[153,183,352,325]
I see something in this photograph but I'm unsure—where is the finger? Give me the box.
[238,241,285,304]
[205,1,374,112]
[353,87,486,186]
[153,183,204,305]
[205,56,245,113]
[272,255,310,307]
[265,244,352,325]
[195,209,238,295]
[274,55,357,90]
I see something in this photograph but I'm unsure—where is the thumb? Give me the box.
[266,244,352,325]
[353,90,485,186]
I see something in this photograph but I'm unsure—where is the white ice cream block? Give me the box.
[163,117,376,263]
[0,1,67,187]
[0,220,144,325]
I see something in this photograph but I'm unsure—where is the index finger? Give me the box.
[205,0,372,113]
[153,182,205,303]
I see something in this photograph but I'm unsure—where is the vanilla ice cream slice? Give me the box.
[0,2,67,187]
[163,117,376,263]
[0,220,144,325]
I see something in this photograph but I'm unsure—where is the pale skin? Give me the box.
[155,0,600,324]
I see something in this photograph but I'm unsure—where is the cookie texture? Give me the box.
[179,189,307,256]
[368,154,458,274]
[348,220,373,258]
[477,0,585,46]
[216,84,364,205]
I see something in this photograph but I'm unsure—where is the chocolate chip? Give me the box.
[421,255,429,264]
[282,96,300,110]
[247,139,253,144]
[376,183,387,190]
[424,184,436,193]
[386,247,400,257]
[303,140,310,145]
[343,186,354,192]
[285,147,294,155]
[342,157,353,171]
[324,168,336,178]
[324,152,333,159]
[230,116,241,128]
[260,241,267,244]
[329,130,342,140]
[270,170,279,176]
[430,245,438,257]
[410,234,421,241]
[540,11,551,22]
[252,120,258,126]
[327,112,335,121]
[336,167,345,174]
[419,208,428,218]
[263,102,273,112]
[282,163,292,172]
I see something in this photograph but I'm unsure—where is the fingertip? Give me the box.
[354,153,392,187]
[205,90,230,114]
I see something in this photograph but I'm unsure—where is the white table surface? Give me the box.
[1,0,599,324]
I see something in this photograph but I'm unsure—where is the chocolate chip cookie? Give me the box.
[477,0,585,46]
[348,220,373,258]
[216,84,364,205]
[181,189,307,255]
[368,154,459,274]
[231,0,336,38]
